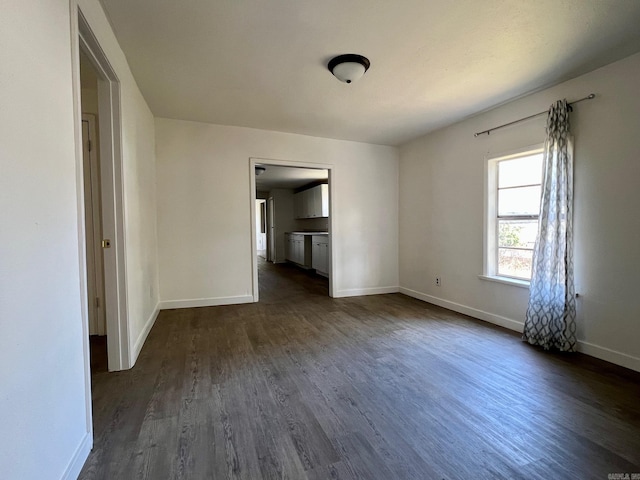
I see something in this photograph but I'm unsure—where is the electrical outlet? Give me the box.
[436,277,441,287]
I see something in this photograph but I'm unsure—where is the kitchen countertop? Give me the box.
[287,231,329,235]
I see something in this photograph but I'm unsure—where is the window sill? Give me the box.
[478,275,530,289]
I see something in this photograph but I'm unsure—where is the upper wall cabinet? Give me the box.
[295,184,328,219]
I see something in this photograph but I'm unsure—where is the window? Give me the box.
[485,147,543,282]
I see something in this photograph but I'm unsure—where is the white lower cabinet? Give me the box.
[311,235,329,276]
[285,233,292,261]
[286,233,327,274]
[285,234,307,266]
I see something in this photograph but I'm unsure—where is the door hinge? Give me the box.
[87,139,92,152]
[96,297,100,308]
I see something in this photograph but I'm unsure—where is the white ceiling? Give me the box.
[255,165,328,191]
[100,0,640,146]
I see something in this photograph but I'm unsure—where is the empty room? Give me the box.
[2,1,640,479]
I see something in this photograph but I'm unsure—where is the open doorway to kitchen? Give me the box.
[250,159,334,301]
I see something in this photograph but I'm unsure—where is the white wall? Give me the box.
[399,52,640,371]
[0,0,159,478]
[76,0,161,364]
[0,1,88,479]
[156,118,399,305]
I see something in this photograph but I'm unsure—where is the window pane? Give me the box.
[498,154,543,188]
[498,219,538,248]
[498,186,541,216]
[498,248,533,279]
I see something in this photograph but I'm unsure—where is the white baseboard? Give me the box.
[577,340,640,372]
[60,432,92,480]
[333,286,399,298]
[159,295,254,310]
[399,287,524,332]
[399,287,640,373]
[131,303,160,366]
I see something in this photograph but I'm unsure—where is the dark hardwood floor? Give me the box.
[90,335,108,374]
[80,259,640,479]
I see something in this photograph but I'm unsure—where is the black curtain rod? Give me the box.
[474,94,596,137]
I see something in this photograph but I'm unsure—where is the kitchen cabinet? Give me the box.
[311,235,329,276]
[285,233,292,261]
[285,233,310,267]
[295,184,328,219]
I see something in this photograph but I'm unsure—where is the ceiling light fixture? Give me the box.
[328,54,370,84]
[255,166,266,176]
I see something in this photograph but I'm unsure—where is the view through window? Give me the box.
[495,152,543,279]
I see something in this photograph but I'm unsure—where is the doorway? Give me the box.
[72,6,131,381]
[255,199,267,259]
[249,158,335,301]
[80,51,108,372]
[267,196,275,263]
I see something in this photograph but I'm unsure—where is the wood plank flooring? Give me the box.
[89,335,108,374]
[80,259,640,479]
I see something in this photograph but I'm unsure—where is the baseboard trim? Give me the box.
[399,287,524,332]
[131,303,160,367]
[577,340,640,372]
[159,295,254,310]
[333,286,400,298]
[399,287,640,373]
[60,432,92,480]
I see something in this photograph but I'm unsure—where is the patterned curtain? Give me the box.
[523,100,577,352]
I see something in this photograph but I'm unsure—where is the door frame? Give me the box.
[71,3,131,442]
[249,157,335,301]
[73,6,130,372]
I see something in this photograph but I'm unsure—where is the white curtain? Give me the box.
[523,100,577,352]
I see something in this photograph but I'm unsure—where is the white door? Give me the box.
[82,114,106,336]
[267,197,276,262]
[255,200,266,255]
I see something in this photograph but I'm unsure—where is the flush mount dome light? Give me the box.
[255,166,266,176]
[328,54,370,84]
